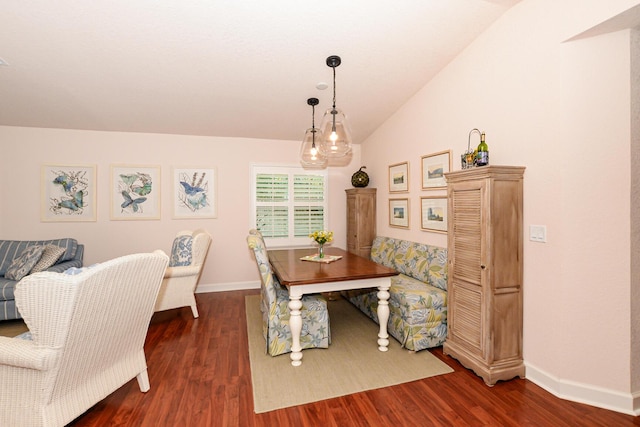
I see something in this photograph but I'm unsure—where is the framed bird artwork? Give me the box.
[172,167,217,219]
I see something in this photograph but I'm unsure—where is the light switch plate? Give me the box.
[529,225,547,243]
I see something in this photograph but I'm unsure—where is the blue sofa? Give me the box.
[342,236,448,352]
[0,238,84,321]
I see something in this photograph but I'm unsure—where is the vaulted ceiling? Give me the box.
[0,1,520,143]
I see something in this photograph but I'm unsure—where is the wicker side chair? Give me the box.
[154,229,212,318]
[0,250,169,427]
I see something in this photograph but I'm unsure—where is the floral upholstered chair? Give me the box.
[247,232,330,356]
[154,229,212,318]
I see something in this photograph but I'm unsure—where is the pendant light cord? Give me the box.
[311,103,316,148]
[331,65,337,130]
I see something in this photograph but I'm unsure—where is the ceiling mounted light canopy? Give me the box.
[318,55,352,158]
[300,97,328,169]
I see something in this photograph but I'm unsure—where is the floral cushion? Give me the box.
[265,284,331,356]
[345,236,448,351]
[371,236,447,291]
[4,246,45,281]
[169,235,193,267]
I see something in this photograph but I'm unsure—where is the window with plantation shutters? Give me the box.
[251,165,328,247]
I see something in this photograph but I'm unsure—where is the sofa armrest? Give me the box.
[71,244,84,262]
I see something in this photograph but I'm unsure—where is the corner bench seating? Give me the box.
[0,238,84,321]
[342,236,448,352]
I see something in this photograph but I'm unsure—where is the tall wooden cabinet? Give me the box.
[443,166,525,386]
[346,188,376,258]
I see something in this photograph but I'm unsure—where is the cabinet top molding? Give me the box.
[445,165,525,182]
[345,188,377,194]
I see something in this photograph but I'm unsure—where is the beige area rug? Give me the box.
[0,319,28,337]
[245,294,453,413]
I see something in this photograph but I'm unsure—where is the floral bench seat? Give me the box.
[342,236,447,352]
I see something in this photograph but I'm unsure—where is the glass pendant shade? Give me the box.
[300,127,328,169]
[318,107,352,158]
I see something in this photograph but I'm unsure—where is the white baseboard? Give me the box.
[195,281,260,294]
[525,362,640,416]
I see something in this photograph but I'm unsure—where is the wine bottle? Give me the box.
[476,132,489,166]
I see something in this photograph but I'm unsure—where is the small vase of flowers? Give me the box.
[309,230,333,258]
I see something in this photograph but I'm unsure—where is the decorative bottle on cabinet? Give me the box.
[476,132,489,166]
[346,188,376,258]
[443,166,525,386]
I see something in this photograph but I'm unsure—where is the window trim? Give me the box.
[250,163,329,248]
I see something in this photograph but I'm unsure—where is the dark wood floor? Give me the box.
[69,290,639,427]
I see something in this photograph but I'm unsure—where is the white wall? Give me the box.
[0,126,360,291]
[361,0,639,415]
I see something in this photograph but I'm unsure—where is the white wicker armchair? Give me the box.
[154,229,212,318]
[0,250,169,427]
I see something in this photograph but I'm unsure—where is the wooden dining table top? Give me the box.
[267,247,398,287]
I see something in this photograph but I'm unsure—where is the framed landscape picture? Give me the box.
[41,164,97,222]
[421,150,451,190]
[388,161,409,193]
[420,196,447,233]
[110,165,161,220]
[172,166,217,219]
[389,198,409,228]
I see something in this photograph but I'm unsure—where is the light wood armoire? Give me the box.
[345,188,376,258]
[443,166,525,386]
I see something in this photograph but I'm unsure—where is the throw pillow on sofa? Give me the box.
[4,245,46,281]
[30,244,66,273]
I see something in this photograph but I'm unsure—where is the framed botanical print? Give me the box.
[41,164,97,222]
[110,165,161,220]
[421,150,452,190]
[172,167,217,219]
[388,161,409,193]
[389,198,409,228]
[420,196,447,233]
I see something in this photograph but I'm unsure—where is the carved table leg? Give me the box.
[288,295,303,366]
[376,284,390,352]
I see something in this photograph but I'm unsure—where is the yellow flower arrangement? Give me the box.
[309,230,333,245]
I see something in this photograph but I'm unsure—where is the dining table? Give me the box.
[267,247,398,366]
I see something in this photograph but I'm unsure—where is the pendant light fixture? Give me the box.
[319,55,352,158]
[300,97,328,169]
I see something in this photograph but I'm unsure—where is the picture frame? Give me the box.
[388,161,409,192]
[389,198,410,228]
[172,167,217,219]
[41,164,97,222]
[421,150,452,190]
[110,165,161,220]
[420,196,447,233]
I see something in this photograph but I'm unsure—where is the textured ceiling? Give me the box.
[0,0,520,143]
